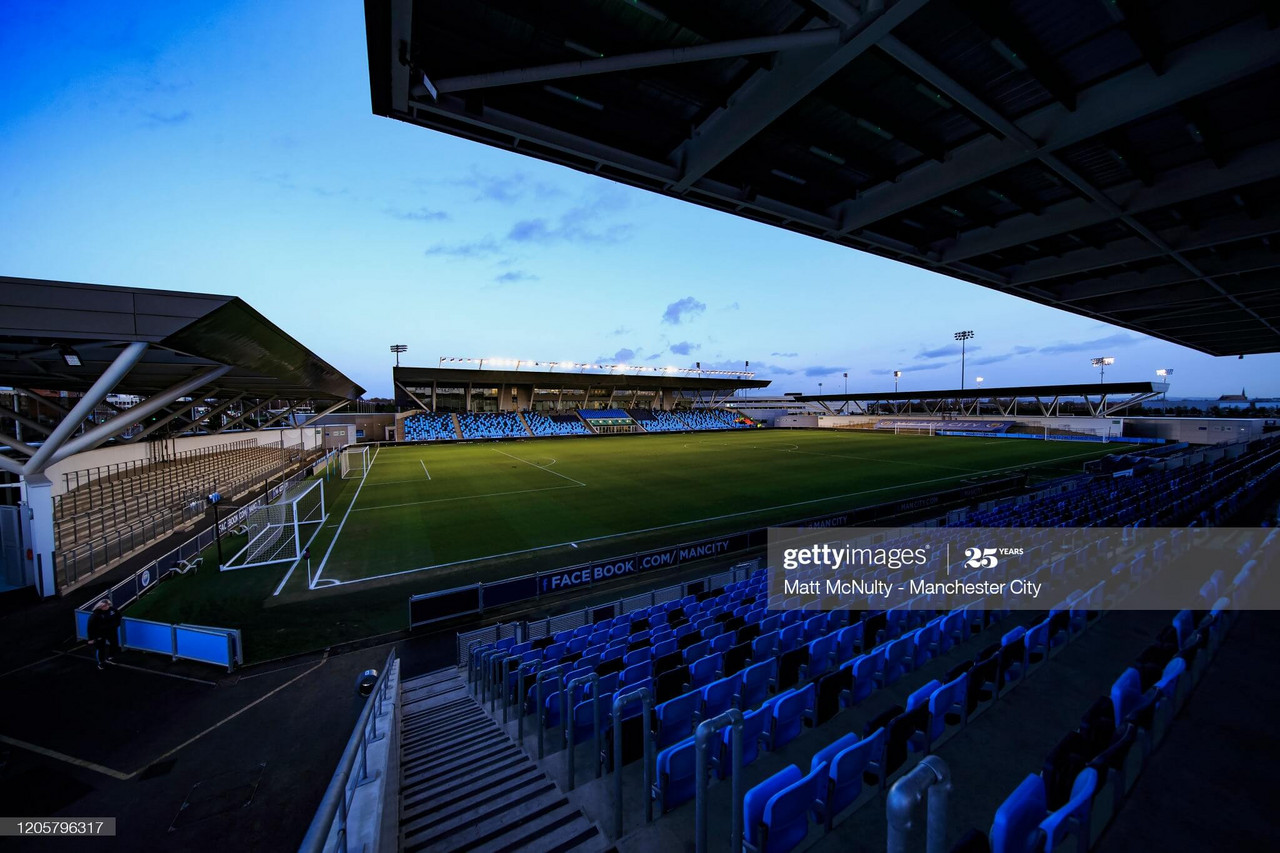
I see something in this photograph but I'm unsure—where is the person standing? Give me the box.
[86,598,121,669]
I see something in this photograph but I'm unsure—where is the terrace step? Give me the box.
[398,668,606,852]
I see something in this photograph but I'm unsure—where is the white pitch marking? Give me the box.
[310,447,377,587]
[321,446,1111,588]
[420,459,431,480]
[351,483,581,513]
[490,447,587,486]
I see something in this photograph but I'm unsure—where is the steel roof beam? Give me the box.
[428,30,845,95]
[670,0,929,192]
[846,20,1280,232]
[941,138,1280,262]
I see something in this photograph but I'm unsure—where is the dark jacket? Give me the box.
[87,607,120,643]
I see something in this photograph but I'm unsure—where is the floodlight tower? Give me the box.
[1156,368,1173,401]
[893,370,902,393]
[390,344,407,367]
[954,331,974,390]
[1092,356,1115,384]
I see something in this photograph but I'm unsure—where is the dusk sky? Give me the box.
[3,1,1277,399]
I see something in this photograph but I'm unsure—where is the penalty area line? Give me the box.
[309,452,376,589]
[420,459,431,480]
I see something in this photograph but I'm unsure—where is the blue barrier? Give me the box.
[175,624,241,670]
[121,618,176,656]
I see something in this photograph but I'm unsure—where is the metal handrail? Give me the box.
[886,755,951,853]
[297,648,398,853]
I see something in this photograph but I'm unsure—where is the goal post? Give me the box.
[893,424,936,437]
[340,445,371,479]
[222,478,326,571]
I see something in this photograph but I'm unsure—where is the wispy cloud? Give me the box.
[916,343,979,360]
[722,302,740,311]
[870,362,953,375]
[425,236,503,259]
[610,326,632,337]
[646,352,664,361]
[1038,333,1140,355]
[704,359,795,376]
[971,353,1013,365]
[1012,345,1037,355]
[507,187,634,246]
[447,169,564,205]
[670,341,700,356]
[662,297,707,325]
[493,270,539,284]
[141,109,191,127]
[771,351,798,358]
[386,207,450,222]
[804,365,848,377]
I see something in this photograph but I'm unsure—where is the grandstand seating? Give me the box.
[54,439,310,584]
[526,411,591,436]
[402,412,458,441]
[401,407,748,440]
[463,436,1280,852]
[457,411,529,440]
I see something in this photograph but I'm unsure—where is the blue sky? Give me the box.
[2,1,1276,399]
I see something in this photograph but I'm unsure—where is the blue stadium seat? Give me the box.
[654,735,698,813]
[770,684,815,750]
[654,691,700,749]
[688,653,722,691]
[741,659,777,709]
[883,633,914,686]
[621,660,652,687]
[702,674,742,718]
[1039,768,1097,852]
[990,774,1047,853]
[813,728,883,830]
[743,763,824,853]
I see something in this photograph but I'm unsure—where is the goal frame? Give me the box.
[341,445,371,479]
[221,478,326,571]
[893,424,936,437]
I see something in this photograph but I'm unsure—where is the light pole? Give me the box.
[390,344,407,367]
[1156,368,1172,402]
[893,370,902,393]
[1091,356,1114,384]
[954,330,974,390]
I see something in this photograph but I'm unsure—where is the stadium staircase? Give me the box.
[451,414,463,440]
[398,668,610,853]
[517,412,534,435]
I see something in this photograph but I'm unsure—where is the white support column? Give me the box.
[20,474,56,596]
[44,365,231,468]
[22,341,150,475]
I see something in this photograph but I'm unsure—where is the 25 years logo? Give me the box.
[964,547,999,569]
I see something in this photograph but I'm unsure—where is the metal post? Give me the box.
[536,666,565,759]
[886,755,951,853]
[566,673,599,790]
[500,653,523,724]
[694,709,744,853]
[611,687,654,839]
[516,660,540,742]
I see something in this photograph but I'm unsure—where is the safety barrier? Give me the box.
[298,649,400,853]
[74,614,242,671]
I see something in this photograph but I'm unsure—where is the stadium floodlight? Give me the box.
[1156,368,1172,400]
[893,370,902,393]
[390,344,407,367]
[1092,356,1115,384]
[59,344,82,367]
[975,376,984,385]
[954,331,975,390]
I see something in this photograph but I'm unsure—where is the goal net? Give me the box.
[222,478,326,571]
[893,425,936,436]
[341,445,371,479]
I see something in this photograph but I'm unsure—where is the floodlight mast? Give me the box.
[390,344,407,368]
[954,331,974,390]
[1091,356,1115,384]
[893,370,902,393]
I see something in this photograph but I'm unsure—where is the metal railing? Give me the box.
[56,443,321,589]
[298,649,400,853]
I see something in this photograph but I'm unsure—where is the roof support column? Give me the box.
[22,341,149,475]
[301,400,351,427]
[44,364,231,468]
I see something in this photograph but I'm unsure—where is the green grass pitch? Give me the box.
[129,430,1122,661]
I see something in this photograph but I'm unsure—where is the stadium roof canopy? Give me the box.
[365,0,1280,357]
[794,380,1168,416]
[393,364,769,409]
[0,277,363,477]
